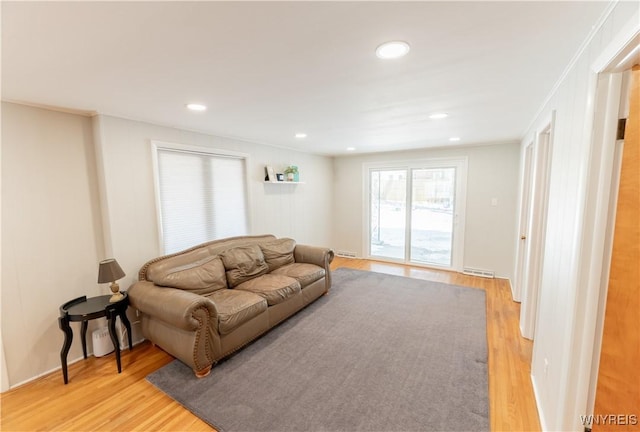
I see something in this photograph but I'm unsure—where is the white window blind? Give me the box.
[156,147,248,254]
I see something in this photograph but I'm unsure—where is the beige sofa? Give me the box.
[128,234,334,377]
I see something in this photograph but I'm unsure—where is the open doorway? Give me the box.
[564,32,639,430]
[588,64,639,432]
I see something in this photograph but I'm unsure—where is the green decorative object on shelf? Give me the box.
[284,165,299,182]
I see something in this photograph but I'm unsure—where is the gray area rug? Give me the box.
[147,268,488,432]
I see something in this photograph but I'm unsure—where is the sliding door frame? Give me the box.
[363,157,468,271]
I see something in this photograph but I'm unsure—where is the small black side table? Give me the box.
[58,293,133,384]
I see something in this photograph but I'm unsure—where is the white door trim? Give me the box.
[558,15,639,431]
[513,141,535,302]
[520,114,555,340]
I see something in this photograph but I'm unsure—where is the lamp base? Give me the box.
[109,281,123,303]
[109,292,124,303]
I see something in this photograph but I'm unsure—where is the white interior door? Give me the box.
[520,119,554,340]
[513,142,535,302]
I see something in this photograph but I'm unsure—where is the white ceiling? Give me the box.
[2,1,610,156]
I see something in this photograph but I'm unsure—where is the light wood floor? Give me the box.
[0,257,540,431]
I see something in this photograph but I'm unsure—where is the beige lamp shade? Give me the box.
[98,259,126,302]
[98,259,125,283]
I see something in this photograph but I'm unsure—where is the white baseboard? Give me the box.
[8,338,146,391]
[531,373,548,431]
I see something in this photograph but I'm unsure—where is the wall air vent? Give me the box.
[335,250,357,258]
[462,267,495,278]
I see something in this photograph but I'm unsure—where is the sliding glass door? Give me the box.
[410,167,456,267]
[370,170,407,260]
[368,159,466,270]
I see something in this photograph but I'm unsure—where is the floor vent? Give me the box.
[462,267,495,278]
[335,250,357,258]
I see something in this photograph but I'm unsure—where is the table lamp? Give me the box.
[98,258,126,302]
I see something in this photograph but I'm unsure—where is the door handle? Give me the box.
[521,235,527,240]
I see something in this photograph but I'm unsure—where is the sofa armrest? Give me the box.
[128,281,218,332]
[294,244,334,269]
[294,245,334,291]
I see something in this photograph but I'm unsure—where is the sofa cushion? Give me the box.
[271,263,326,288]
[221,245,269,287]
[205,289,268,335]
[235,274,301,306]
[151,256,227,295]
[260,238,296,271]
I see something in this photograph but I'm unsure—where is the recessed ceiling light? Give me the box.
[429,113,448,119]
[186,103,207,111]
[295,133,307,138]
[376,41,410,59]
[449,137,461,142]
[346,147,356,151]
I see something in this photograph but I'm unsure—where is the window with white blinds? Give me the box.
[154,144,249,254]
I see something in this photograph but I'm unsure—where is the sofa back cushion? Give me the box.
[140,234,277,281]
[260,238,296,271]
[151,256,227,295]
[221,244,269,287]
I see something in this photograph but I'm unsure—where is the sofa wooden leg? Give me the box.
[194,365,212,378]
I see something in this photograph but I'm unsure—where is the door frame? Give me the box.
[582,68,636,425]
[558,22,639,431]
[362,157,468,272]
[512,141,534,302]
[519,115,555,340]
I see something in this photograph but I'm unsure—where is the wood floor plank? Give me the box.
[0,257,540,431]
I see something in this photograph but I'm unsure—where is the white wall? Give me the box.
[94,115,334,341]
[0,67,7,392]
[332,142,520,280]
[519,2,639,430]
[1,102,105,387]
[0,106,333,387]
